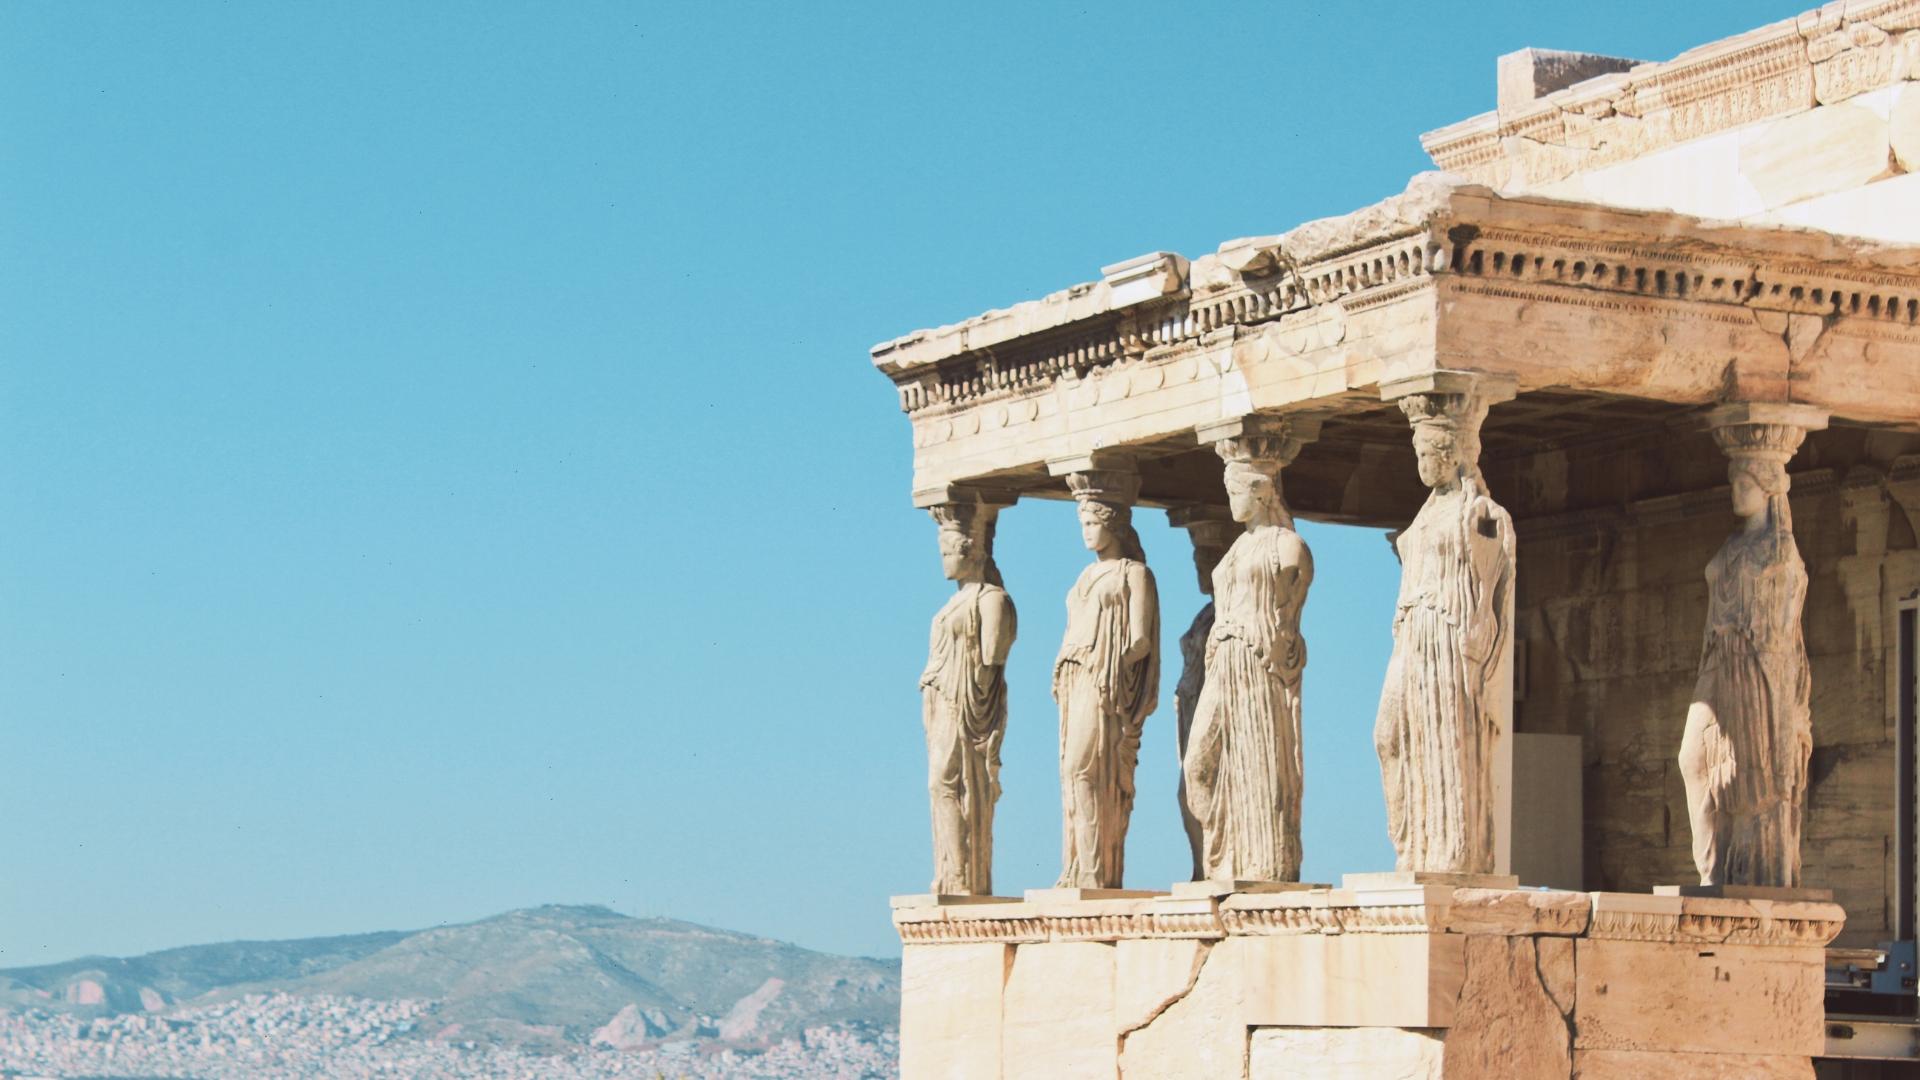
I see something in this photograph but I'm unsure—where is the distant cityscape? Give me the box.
[0,993,897,1079]
[0,906,899,1079]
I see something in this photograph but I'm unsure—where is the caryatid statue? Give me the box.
[1185,416,1318,883]
[920,492,1017,896]
[1167,504,1242,881]
[1051,461,1159,889]
[1375,373,1517,875]
[1678,404,1826,888]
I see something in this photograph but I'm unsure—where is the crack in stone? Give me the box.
[1115,940,1214,1069]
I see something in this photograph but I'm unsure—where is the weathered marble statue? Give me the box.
[1375,386,1515,874]
[1053,469,1159,889]
[1185,432,1315,882]
[920,499,1017,895]
[1168,507,1241,881]
[1678,414,1818,887]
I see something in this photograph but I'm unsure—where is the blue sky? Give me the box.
[0,1,1801,964]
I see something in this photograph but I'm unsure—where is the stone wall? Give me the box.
[894,886,1843,1079]
[1496,427,1920,945]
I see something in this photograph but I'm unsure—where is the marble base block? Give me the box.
[1169,879,1331,899]
[1344,870,1522,891]
[1652,883,1836,902]
[892,885,1843,1080]
[889,893,1021,909]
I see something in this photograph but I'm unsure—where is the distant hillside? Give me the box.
[0,905,898,1051]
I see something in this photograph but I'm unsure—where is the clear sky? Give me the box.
[0,1,1804,965]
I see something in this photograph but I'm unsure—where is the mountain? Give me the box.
[0,905,899,1051]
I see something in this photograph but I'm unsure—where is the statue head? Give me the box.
[1065,467,1145,562]
[1216,434,1298,528]
[1399,392,1487,491]
[1712,422,1800,522]
[930,503,1002,585]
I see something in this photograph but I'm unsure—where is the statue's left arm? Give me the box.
[1123,562,1157,666]
[980,588,1016,668]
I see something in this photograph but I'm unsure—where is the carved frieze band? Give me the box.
[893,897,1845,947]
[1423,0,1920,185]
[894,231,1437,416]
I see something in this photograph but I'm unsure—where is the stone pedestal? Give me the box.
[893,885,1844,1080]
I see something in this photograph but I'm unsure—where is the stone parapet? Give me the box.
[893,886,1844,1079]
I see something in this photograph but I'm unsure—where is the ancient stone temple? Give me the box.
[875,5,1920,1076]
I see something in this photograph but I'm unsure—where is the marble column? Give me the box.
[917,486,1018,896]
[1679,402,1828,888]
[1166,503,1241,881]
[1185,413,1319,883]
[1374,372,1517,876]
[1047,454,1159,889]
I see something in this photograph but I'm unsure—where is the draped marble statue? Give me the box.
[1184,426,1315,882]
[1168,506,1241,881]
[920,497,1017,895]
[1678,406,1824,888]
[1375,378,1515,875]
[1053,467,1159,889]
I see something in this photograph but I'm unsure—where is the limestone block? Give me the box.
[1442,936,1572,1079]
[1891,84,1920,173]
[900,943,1009,1080]
[1113,938,1206,1032]
[1570,1049,1813,1079]
[1572,939,1825,1056]
[1248,1027,1445,1080]
[1444,888,1590,935]
[1239,930,1462,1028]
[1001,941,1117,1080]
[1119,941,1246,1079]
[1739,102,1891,210]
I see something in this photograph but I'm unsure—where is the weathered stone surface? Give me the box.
[1119,941,1245,1079]
[1444,888,1590,935]
[1892,84,1920,173]
[1249,1026,1444,1080]
[1571,1049,1813,1079]
[1001,942,1116,1080]
[1113,938,1206,1033]
[900,943,1008,1080]
[1740,102,1891,210]
[1573,940,1825,1056]
[1538,936,1575,1017]
[1442,936,1572,1079]
[1238,930,1463,1029]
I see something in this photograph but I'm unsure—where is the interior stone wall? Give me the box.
[1492,425,1920,947]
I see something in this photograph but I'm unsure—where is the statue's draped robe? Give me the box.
[1375,481,1514,874]
[1187,528,1311,881]
[1174,601,1213,882]
[1054,559,1159,888]
[921,582,1014,894]
[1681,494,1812,886]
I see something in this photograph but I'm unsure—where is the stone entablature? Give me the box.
[1421,0,1920,190]
[873,175,1920,502]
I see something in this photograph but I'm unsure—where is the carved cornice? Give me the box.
[874,182,1920,427]
[1421,1,1920,187]
[891,889,1847,948]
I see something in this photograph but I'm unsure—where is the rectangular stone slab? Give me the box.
[1572,939,1826,1056]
